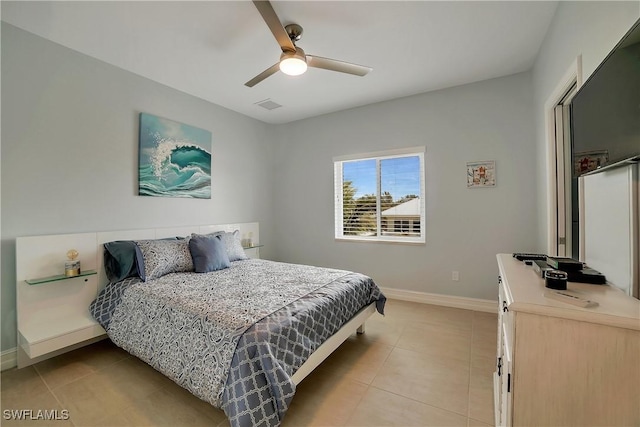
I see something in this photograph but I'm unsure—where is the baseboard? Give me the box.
[381,287,497,313]
[2,348,17,371]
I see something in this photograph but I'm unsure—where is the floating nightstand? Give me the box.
[16,233,105,368]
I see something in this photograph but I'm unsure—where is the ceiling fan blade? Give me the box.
[252,0,296,53]
[307,55,372,77]
[245,63,280,87]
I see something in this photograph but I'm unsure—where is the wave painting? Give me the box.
[139,113,212,199]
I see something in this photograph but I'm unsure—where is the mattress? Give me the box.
[90,258,385,426]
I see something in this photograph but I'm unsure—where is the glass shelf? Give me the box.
[26,270,97,285]
[242,245,264,249]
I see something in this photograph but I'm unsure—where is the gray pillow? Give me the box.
[212,230,248,262]
[135,238,193,281]
[189,234,231,273]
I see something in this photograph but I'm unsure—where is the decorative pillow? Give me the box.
[135,238,194,281]
[213,230,248,262]
[189,234,231,273]
[103,241,145,282]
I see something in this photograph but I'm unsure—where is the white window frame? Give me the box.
[334,146,426,244]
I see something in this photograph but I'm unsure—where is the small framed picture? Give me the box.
[467,160,496,188]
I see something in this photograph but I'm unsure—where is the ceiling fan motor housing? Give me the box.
[285,24,303,43]
[280,46,306,62]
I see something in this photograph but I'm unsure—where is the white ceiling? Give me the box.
[2,1,558,124]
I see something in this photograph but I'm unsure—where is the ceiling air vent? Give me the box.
[254,99,282,111]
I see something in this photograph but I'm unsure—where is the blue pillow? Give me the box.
[189,234,231,273]
[103,241,145,282]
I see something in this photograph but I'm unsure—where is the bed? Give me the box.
[86,226,385,427]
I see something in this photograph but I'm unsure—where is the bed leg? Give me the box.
[356,323,366,334]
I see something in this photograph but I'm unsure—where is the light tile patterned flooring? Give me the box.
[1,300,497,426]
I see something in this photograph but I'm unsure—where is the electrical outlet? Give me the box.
[452,271,460,281]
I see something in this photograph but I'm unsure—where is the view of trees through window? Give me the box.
[339,155,422,238]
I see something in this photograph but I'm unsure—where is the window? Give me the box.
[334,147,425,243]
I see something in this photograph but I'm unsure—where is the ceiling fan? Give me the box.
[245,0,372,87]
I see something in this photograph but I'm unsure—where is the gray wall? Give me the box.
[1,24,275,351]
[270,72,539,300]
[3,1,639,353]
[532,1,640,251]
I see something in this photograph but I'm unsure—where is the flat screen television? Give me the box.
[570,18,640,177]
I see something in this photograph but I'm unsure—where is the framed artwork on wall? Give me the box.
[573,150,608,177]
[138,113,212,199]
[467,160,496,188]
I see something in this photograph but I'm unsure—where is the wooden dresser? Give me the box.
[494,254,640,426]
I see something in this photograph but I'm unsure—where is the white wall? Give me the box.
[270,72,539,301]
[1,24,276,351]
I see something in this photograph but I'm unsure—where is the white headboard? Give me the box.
[17,222,259,287]
[15,222,259,368]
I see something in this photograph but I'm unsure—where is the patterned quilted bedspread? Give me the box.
[90,259,385,427]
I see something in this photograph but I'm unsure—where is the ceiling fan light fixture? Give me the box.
[279,49,307,76]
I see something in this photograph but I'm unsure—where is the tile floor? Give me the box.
[1,300,497,426]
